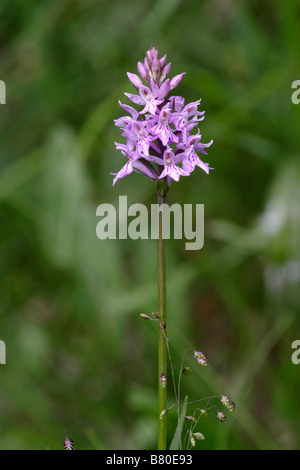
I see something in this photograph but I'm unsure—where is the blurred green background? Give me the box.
[1,0,300,450]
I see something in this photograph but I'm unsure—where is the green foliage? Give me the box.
[169,396,188,450]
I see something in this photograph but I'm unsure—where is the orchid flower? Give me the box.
[112,46,213,185]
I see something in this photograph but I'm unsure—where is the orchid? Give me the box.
[111,47,216,451]
[150,103,179,146]
[158,147,189,182]
[112,46,213,186]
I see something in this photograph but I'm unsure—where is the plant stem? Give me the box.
[157,182,167,450]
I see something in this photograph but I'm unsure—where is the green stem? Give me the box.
[157,181,168,450]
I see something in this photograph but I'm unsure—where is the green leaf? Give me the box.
[169,396,188,450]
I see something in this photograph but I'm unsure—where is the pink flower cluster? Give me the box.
[112,47,213,186]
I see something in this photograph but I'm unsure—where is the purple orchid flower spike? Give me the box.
[112,46,213,186]
[111,46,216,453]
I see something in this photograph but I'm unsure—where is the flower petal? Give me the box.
[118,101,139,119]
[127,72,143,89]
[124,92,144,105]
[111,160,133,185]
[170,73,186,90]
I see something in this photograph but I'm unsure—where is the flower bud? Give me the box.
[152,57,160,82]
[150,46,159,60]
[159,54,167,69]
[160,408,169,419]
[127,72,142,89]
[160,372,167,388]
[158,79,170,100]
[194,350,207,366]
[229,401,236,413]
[197,357,207,366]
[185,415,196,422]
[140,313,151,320]
[221,395,230,407]
[146,49,152,65]
[144,57,150,73]
[170,72,186,90]
[217,411,226,423]
[137,61,147,80]
[194,432,205,441]
[220,395,235,413]
[159,62,171,85]
[189,433,196,447]
[64,434,75,450]
[194,350,203,358]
